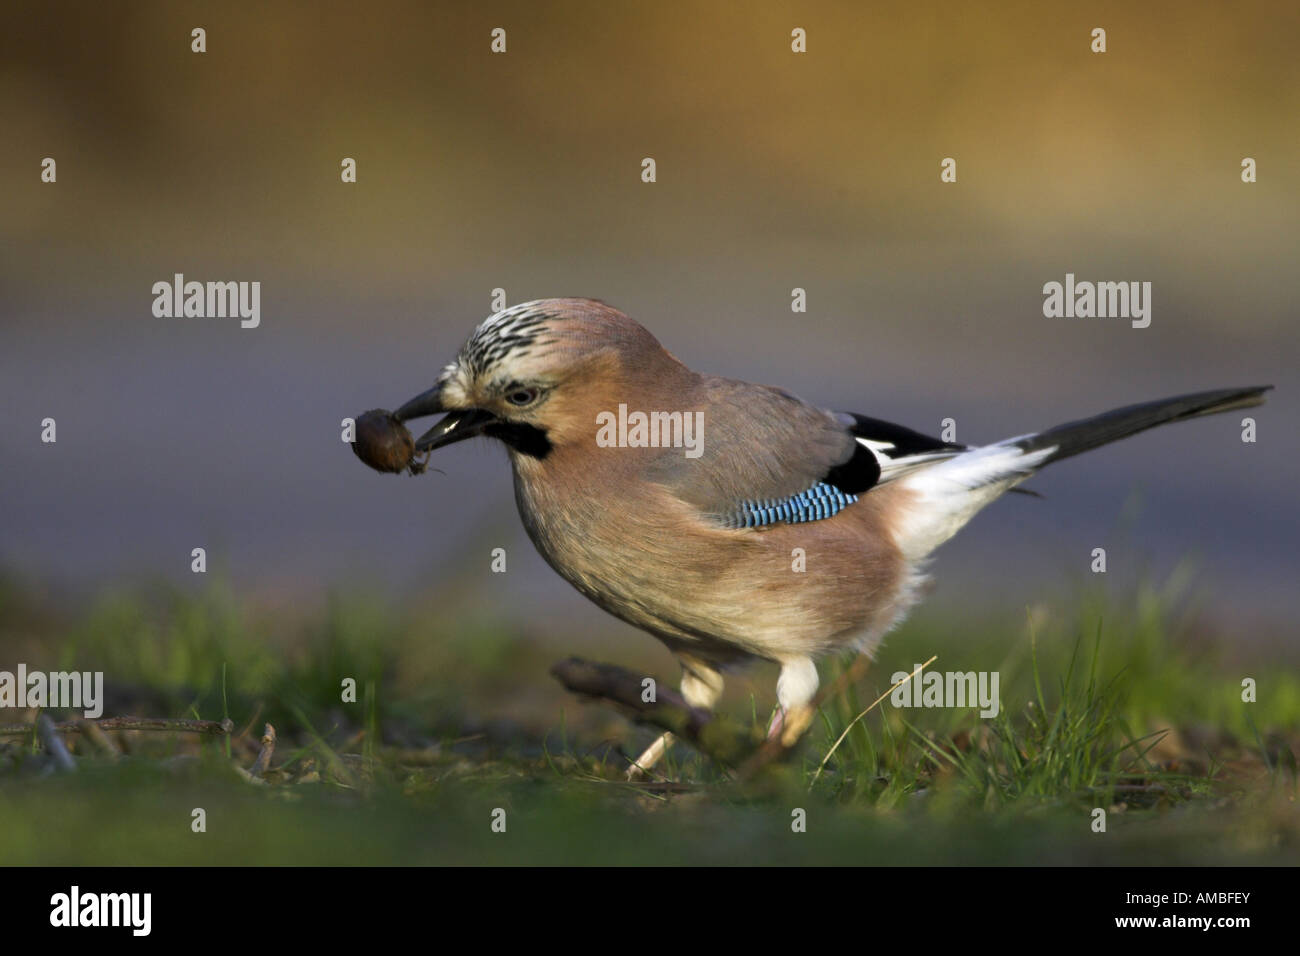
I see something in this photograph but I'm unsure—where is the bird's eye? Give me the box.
[506,387,539,407]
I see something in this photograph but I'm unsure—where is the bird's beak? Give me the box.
[395,385,497,452]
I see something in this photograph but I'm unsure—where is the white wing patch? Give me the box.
[856,436,964,484]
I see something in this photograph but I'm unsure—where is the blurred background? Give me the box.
[2,0,1297,659]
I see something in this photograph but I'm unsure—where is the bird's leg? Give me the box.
[773,657,819,748]
[626,657,724,780]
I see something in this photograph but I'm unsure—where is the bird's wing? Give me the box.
[649,378,964,529]
[832,412,967,485]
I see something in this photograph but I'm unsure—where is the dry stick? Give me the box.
[338,729,367,753]
[235,703,265,744]
[0,716,235,737]
[248,723,276,776]
[550,657,757,768]
[76,718,122,758]
[36,715,77,772]
[809,655,938,787]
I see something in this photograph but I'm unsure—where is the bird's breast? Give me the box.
[507,448,915,662]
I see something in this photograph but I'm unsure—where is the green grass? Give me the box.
[0,567,1296,865]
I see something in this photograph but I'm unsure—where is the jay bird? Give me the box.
[391,298,1270,776]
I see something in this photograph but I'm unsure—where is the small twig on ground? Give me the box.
[338,728,367,753]
[36,715,77,772]
[76,719,122,758]
[0,716,235,737]
[248,723,276,777]
[235,703,265,744]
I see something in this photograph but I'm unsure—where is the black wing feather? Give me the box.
[823,413,964,495]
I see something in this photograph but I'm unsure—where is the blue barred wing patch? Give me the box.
[723,481,859,529]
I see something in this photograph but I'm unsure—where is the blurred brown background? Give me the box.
[2,1,1297,645]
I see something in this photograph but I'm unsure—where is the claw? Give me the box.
[765,707,786,741]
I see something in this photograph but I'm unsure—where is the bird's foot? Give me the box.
[765,707,786,741]
[780,704,815,747]
[766,705,814,748]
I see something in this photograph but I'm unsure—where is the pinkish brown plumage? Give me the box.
[379,297,1270,776]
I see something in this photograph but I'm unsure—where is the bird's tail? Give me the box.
[890,385,1271,562]
[1011,386,1272,466]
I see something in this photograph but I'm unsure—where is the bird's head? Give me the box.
[395,298,682,460]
